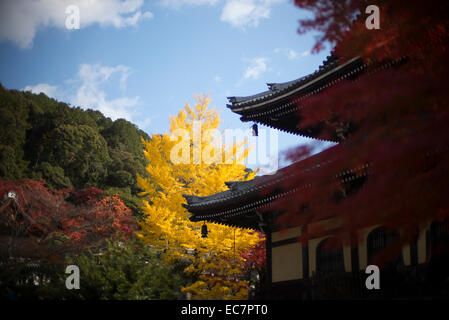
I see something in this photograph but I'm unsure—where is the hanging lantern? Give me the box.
[201,223,208,238]
[251,123,258,136]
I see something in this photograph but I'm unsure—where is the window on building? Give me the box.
[367,227,401,267]
[316,237,345,274]
[427,218,449,260]
[425,218,449,285]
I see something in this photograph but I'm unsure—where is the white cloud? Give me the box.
[243,57,268,80]
[22,83,60,97]
[24,63,141,121]
[142,11,155,19]
[159,0,219,8]
[0,0,153,48]
[214,75,222,83]
[274,48,311,60]
[159,0,283,27]
[287,49,298,60]
[135,114,159,130]
[73,64,140,121]
[220,0,284,27]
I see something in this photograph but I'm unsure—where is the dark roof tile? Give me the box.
[227,55,344,109]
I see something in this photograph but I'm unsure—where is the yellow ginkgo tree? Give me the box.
[136,94,262,299]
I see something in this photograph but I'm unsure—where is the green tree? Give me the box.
[0,145,22,179]
[31,162,72,189]
[42,124,111,188]
[0,84,30,178]
[39,239,185,300]
[1,84,151,217]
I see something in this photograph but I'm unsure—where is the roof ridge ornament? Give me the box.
[182,194,202,204]
[3,190,18,202]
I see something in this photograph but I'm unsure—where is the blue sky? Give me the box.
[0,0,334,169]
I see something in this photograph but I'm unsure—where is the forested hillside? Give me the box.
[0,83,149,216]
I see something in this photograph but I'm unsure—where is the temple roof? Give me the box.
[225,55,408,141]
[0,197,47,237]
[226,55,365,141]
[183,144,346,230]
[183,55,407,229]
[228,55,340,109]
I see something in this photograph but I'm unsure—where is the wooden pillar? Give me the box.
[302,241,310,299]
[410,235,418,265]
[302,243,309,279]
[351,232,359,272]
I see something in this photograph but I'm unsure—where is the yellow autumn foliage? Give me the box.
[137,94,262,299]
